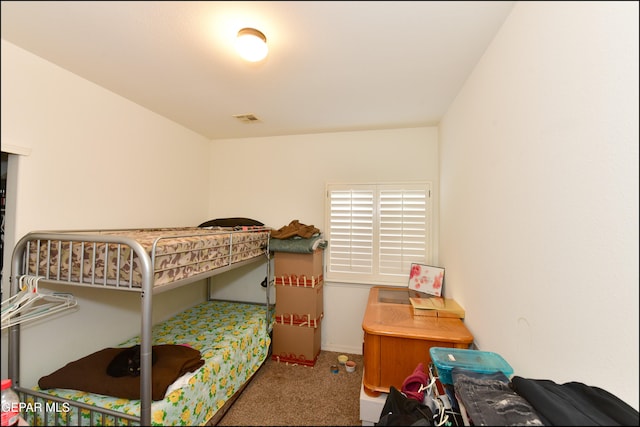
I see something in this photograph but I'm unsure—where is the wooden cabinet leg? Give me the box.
[363,386,381,398]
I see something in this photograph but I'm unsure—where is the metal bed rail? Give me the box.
[8,227,271,426]
[9,231,154,425]
[16,386,139,426]
[16,227,271,290]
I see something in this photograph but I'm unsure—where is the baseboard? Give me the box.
[321,342,363,355]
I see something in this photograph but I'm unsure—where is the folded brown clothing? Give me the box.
[38,344,204,401]
[271,220,320,239]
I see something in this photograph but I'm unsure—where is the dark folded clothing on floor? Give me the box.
[452,368,544,426]
[511,376,640,426]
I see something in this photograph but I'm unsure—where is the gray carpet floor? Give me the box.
[217,350,364,426]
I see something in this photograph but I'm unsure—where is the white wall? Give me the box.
[0,38,440,384]
[1,40,212,386]
[2,0,637,412]
[439,1,638,410]
[207,128,440,354]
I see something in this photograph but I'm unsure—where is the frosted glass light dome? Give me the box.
[235,28,268,62]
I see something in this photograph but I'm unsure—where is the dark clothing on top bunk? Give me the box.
[511,376,640,426]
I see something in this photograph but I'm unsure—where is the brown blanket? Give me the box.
[38,345,204,401]
[271,220,320,239]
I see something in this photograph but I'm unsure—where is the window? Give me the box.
[325,182,432,285]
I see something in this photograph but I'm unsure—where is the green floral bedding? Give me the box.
[23,300,272,426]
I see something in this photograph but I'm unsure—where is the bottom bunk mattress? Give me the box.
[22,300,273,426]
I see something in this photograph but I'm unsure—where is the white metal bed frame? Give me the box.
[8,227,272,426]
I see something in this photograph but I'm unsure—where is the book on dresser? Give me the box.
[409,296,465,319]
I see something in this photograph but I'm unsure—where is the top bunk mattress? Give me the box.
[20,227,270,290]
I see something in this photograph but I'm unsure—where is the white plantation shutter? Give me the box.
[327,187,375,275]
[379,186,429,276]
[326,182,432,284]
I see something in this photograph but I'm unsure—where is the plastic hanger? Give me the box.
[1,275,77,329]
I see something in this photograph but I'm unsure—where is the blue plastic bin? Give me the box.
[429,347,513,384]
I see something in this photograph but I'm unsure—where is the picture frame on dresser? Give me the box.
[408,263,444,297]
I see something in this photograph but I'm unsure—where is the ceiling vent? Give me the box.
[233,113,261,123]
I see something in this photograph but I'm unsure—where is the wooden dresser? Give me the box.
[362,286,473,396]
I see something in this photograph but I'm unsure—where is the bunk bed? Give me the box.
[6,226,272,426]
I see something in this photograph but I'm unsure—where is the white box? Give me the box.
[359,373,387,426]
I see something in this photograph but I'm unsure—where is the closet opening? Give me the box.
[1,151,6,288]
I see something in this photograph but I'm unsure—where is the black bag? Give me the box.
[376,386,434,426]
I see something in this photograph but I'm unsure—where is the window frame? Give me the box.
[324,181,433,286]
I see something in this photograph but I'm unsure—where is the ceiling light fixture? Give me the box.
[235,27,268,62]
